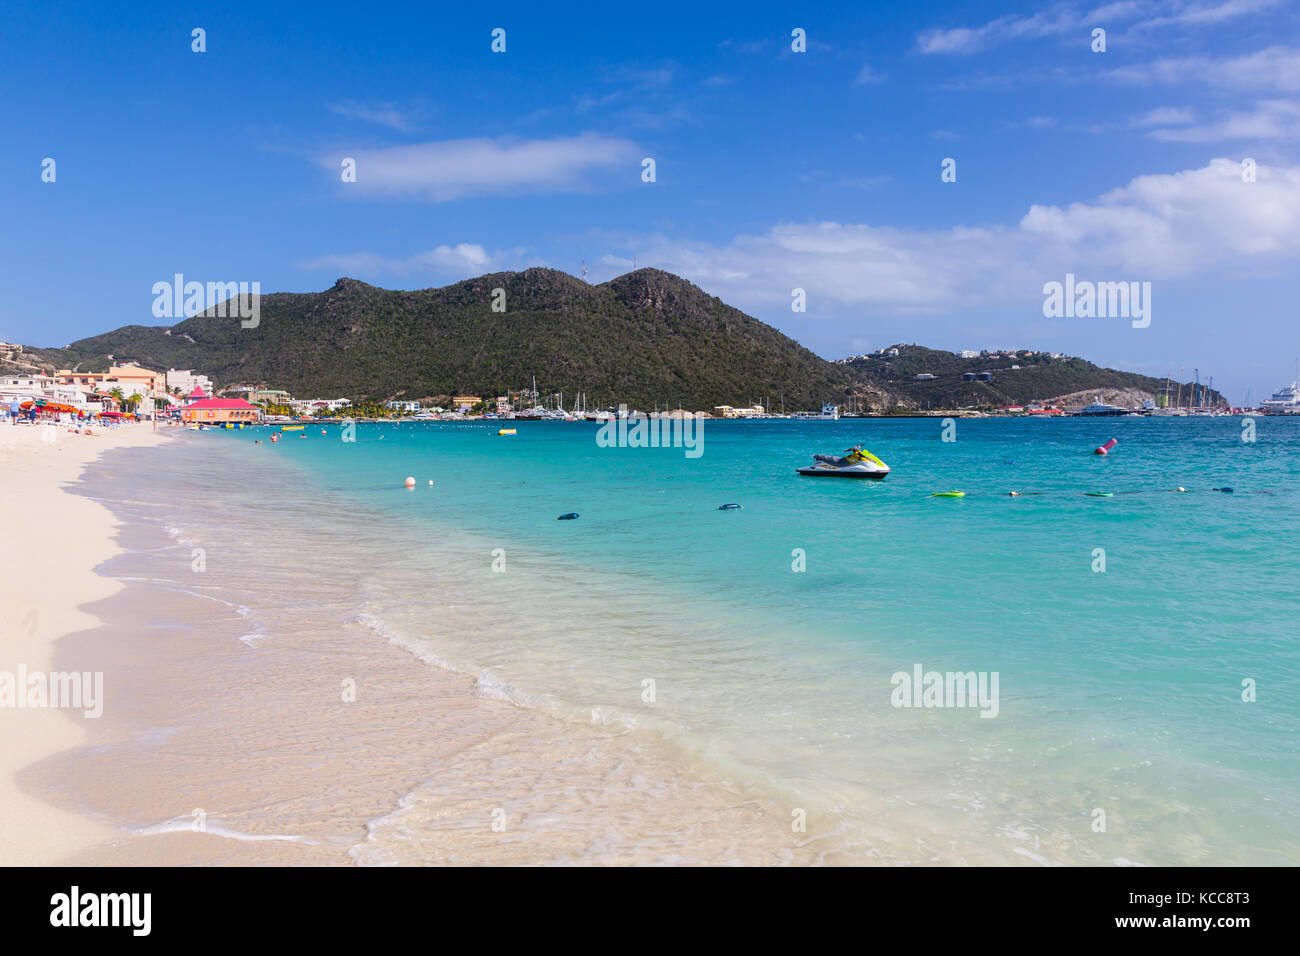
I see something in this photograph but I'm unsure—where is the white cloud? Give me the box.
[1017,159,1300,262]
[918,1,1283,54]
[326,100,425,131]
[296,243,519,277]
[595,160,1300,313]
[1107,45,1300,92]
[319,134,640,201]
[300,161,1300,326]
[571,63,685,124]
[1129,0,1283,32]
[854,64,886,85]
[1147,100,1300,140]
[600,64,675,88]
[1130,106,1198,127]
[917,6,1078,54]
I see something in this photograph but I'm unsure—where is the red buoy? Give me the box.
[1094,438,1118,456]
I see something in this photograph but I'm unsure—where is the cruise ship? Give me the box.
[1260,380,1300,414]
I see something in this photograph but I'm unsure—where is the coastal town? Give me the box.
[3,340,1290,428]
[2,335,1289,426]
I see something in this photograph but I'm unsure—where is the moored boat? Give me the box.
[1261,380,1300,414]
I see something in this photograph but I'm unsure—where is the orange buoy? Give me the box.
[404,476,416,488]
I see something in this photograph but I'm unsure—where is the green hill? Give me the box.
[30,269,887,412]
[14,271,1222,412]
[841,344,1221,409]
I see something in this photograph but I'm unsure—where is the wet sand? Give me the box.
[0,421,171,864]
[16,433,816,865]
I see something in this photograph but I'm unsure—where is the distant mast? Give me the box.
[581,259,587,283]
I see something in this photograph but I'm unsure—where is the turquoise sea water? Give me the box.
[197,416,1299,864]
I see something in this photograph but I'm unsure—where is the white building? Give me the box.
[166,369,214,395]
[291,398,352,415]
[0,373,55,399]
[960,350,979,359]
[0,374,96,410]
[385,400,419,414]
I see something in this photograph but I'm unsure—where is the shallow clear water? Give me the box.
[171,416,1300,864]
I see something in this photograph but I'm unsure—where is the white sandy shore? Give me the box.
[0,421,171,864]
[4,421,815,866]
[7,424,811,868]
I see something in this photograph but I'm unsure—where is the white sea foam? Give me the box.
[134,815,324,845]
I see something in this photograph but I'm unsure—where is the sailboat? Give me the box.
[516,376,548,418]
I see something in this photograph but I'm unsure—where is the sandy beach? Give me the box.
[3,423,810,866]
[0,421,171,864]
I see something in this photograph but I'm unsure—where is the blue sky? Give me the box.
[3,0,1298,403]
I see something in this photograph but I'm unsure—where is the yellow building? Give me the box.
[55,363,166,398]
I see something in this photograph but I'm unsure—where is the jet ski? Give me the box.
[797,445,890,479]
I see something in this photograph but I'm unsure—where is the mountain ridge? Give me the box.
[9,269,1219,409]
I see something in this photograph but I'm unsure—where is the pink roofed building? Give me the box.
[181,396,260,424]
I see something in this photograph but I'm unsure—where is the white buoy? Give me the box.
[428,479,434,486]
[404,476,416,488]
